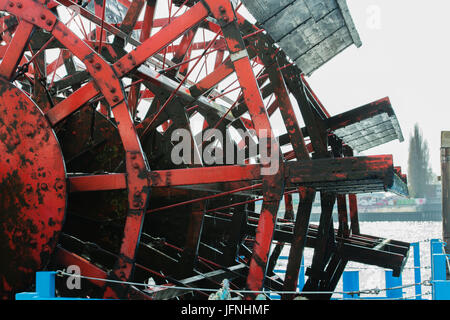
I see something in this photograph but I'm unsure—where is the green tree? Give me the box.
[407,123,433,198]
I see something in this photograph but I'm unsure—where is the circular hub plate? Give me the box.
[0,79,67,298]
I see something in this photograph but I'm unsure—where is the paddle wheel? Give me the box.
[0,0,410,300]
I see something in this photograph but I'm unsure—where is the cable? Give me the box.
[55,270,433,298]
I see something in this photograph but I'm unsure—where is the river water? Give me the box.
[275,220,443,300]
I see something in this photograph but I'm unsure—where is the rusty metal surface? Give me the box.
[328,97,405,152]
[240,0,362,75]
[0,79,66,299]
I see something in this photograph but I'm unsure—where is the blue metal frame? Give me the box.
[16,239,450,300]
[430,239,450,300]
[16,271,99,300]
[343,271,359,299]
[385,270,402,299]
[411,242,422,299]
[269,240,439,300]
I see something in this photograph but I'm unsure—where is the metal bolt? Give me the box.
[94,63,101,70]
[46,20,53,27]
[130,154,137,160]
[133,163,139,169]
[8,2,14,7]
[112,96,119,103]
[110,87,116,93]
[41,183,48,191]
[40,14,46,20]
[17,3,22,8]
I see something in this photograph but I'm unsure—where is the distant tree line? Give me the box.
[407,123,434,198]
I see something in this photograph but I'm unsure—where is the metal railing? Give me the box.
[270,240,438,300]
[14,239,450,300]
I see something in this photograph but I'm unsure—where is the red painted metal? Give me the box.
[0,78,66,299]
[0,0,409,300]
[349,194,361,235]
[0,21,34,80]
[68,174,127,192]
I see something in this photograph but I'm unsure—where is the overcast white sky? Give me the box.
[304,0,450,177]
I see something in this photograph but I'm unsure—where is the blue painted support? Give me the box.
[432,253,447,282]
[432,253,449,300]
[16,272,55,300]
[16,271,98,300]
[342,271,359,300]
[298,256,305,291]
[411,242,422,300]
[271,239,450,300]
[431,239,444,256]
[385,270,402,299]
[433,281,450,300]
[429,239,450,300]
